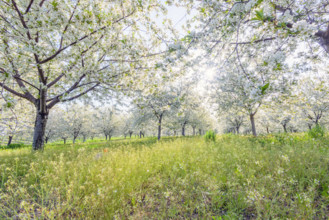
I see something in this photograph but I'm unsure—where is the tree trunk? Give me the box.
[315,121,319,125]
[73,137,76,144]
[7,136,13,146]
[192,126,196,136]
[250,114,257,137]
[199,129,202,135]
[129,132,132,138]
[283,124,287,133]
[109,135,112,141]
[157,114,163,141]
[32,110,48,151]
[83,136,86,143]
[182,122,186,136]
[63,138,66,144]
[266,127,269,134]
[105,135,108,140]
[236,127,240,134]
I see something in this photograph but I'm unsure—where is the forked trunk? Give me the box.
[7,136,13,146]
[32,111,48,151]
[250,114,257,137]
[315,118,319,125]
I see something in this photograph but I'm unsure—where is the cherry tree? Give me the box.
[45,108,61,144]
[0,98,34,145]
[79,110,96,142]
[298,76,329,127]
[57,116,70,144]
[87,114,99,141]
[62,106,85,144]
[188,110,205,136]
[163,118,180,136]
[121,113,135,138]
[133,86,181,140]
[96,107,118,141]
[174,1,329,134]
[263,95,300,133]
[180,0,329,61]
[130,108,149,138]
[212,48,291,136]
[174,85,200,136]
[0,0,169,150]
[227,114,245,135]
[258,110,274,134]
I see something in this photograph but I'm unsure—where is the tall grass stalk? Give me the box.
[0,135,328,219]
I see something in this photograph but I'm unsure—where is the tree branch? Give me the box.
[61,83,99,102]
[25,0,34,14]
[11,0,32,40]
[11,0,47,83]
[47,83,100,108]
[47,74,65,88]
[39,10,136,64]
[59,0,80,49]
[39,0,47,7]
[46,74,86,103]
[0,81,33,102]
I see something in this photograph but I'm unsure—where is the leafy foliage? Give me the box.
[308,124,325,139]
[204,130,216,142]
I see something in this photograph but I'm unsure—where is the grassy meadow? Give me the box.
[0,134,328,219]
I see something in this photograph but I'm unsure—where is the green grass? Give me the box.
[0,134,328,219]
[49,136,140,145]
